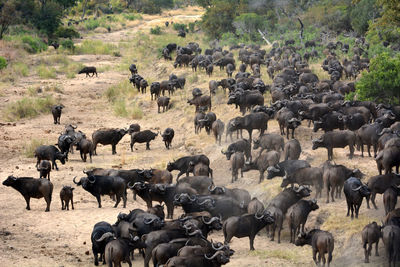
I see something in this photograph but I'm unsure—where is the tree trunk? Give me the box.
[81,0,88,20]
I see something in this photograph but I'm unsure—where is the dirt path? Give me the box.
[0,8,390,267]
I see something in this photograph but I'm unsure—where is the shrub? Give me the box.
[61,39,75,50]
[55,26,80,39]
[0,56,7,70]
[173,23,188,32]
[150,26,162,35]
[21,35,48,54]
[355,52,400,104]
[83,19,100,31]
[3,95,55,121]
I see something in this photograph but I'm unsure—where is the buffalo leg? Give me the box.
[331,186,335,202]
[346,199,351,217]
[114,194,121,208]
[371,193,378,209]
[61,199,65,210]
[312,249,317,266]
[249,235,256,250]
[122,192,127,208]
[355,204,360,218]
[112,144,116,155]
[24,196,31,210]
[367,144,371,157]
[349,145,354,159]
[71,195,74,210]
[96,195,102,208]
[373,144,377,158]
[366,195,371,209]
[364,243,369,263]
[375,240,379,256]
[146,142,150,150]
[89,152,92,163]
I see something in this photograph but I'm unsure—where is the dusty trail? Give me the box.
[0,7,392,267]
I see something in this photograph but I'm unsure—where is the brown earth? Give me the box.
[0,7,393,267]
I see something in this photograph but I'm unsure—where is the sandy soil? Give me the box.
[0,7,393,267]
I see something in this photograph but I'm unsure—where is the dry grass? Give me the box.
[22,138,49,158]
[3,95,55,121]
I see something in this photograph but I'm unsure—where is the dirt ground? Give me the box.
[0,7,394,267]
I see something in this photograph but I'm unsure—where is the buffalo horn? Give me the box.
[204,250,225,260]
[352,185,362,191]
[188,195,197,201]
[144,218,156,225]
[88,176,96,183]
[254,212,264,219]
[96,232,114,242]
[72,176,79,184]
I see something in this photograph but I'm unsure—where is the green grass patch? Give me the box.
[12,62,29,77]
[3,95,56,121]
[105,80,137,103]
[23,138,48,158]
[37,65,57,79]
[75,40,119,55]
[113,99,143,119]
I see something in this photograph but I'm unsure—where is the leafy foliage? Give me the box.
[55,26,80,39]
[355,53,400,104]
[21,35,48,54]
[150,26,162,35]
[0,56,7,70]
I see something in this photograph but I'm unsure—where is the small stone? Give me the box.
[15,166,19,169]
[85,251,89,255]
[83,241,86,245]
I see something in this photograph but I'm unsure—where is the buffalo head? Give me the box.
[2,175,18,186]
[266,165,283,179]
[352,183,370,197]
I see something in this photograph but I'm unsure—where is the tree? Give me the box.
[33,1,63,38]
[233,13,267,41]
[0,0,18,39]
[201,0,238,39]
[350,0,378,35]
[355,52,400,104]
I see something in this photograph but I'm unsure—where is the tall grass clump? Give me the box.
[23,138,49,158]
[37,65,57,79]
[75,40,119,55]
[113,100,143,119]
[3,95,56,121]
[105,80,137,103]
[150,26,162,35]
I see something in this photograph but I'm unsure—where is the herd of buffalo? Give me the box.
[3,33,400,267]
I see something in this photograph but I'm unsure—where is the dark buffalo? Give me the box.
[92,128,127,155]
[281,167,323,198]
[295,229,334,267]
[242,150,280,183]
[60,185,74,210]
[343,177,371,219]
[37,160,51,180]
[91,222,115,266]
[167,155,211,180]
[288,199,319,243]
[382,225,400,267]
[312,130,356,160]
[361,222,381,263]
[221,139,251,162]
[284,139,301,160]
[266,160,311,180]
[130,130,158,151]
[223,210,274,250]
[78,66,97,77]
[366,173,400,209]
[51,105,63,124]
[231,112,269,141]
[73,175,126,208]
[34,145,67,171]
[162,128,175,149]
[384,186,400,215]
[3,176,53,212]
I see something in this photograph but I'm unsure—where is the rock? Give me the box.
[85,251,89,255]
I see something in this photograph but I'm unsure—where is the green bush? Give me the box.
[61,39,75,50]
[84,19,100,30]
[3,95,56,121]
[0,56,7,70]
[173,23,188,32]
[55,26,80,39]
[188,22,196,33]
[355,52,400,104]
[150,26,162,35]
[21,35,48,54]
